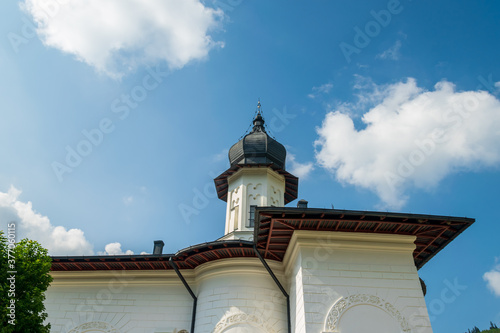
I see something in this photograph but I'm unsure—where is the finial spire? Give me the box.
[252,99,265,132]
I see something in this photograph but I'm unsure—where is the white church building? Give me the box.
[46,103,474,333]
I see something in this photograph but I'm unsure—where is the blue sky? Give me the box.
[1,0,500,331]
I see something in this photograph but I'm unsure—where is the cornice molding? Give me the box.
[194,257,285,283]
[50,270,194,286]
[284,231,416,276]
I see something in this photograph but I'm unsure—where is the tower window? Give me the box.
[248,205,257,227]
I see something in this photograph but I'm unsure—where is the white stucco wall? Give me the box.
[46,258,288,333]
[46,231,433,333]
[194,258,287,332]
[45,271,194,333]
[289,250,306,333]
[224,167,285,238]
[284,231,433,333]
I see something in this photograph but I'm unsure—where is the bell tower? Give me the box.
[214,102,298,240]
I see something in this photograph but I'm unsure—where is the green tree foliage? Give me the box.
[465,322,500,333]
[0,230,53,332]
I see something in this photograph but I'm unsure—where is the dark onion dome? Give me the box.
[215,102,298,204]
[228,108,287,169]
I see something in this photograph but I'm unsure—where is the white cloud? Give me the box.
[377,40,402,61]
[315,78,500,208]
[287,153,314,179]
[308,83,333,99]
[22,0,224,78]
[0,185,94,255]
[484,264,500,297]
[98,242,134,255]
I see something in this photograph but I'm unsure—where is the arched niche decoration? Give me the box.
[68,321,118,333]
[213,312,275,333]
[323,294,411,333]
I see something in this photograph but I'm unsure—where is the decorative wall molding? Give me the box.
[247,182,262,202]
[324,294,411,333]
[68,321,188,333]
[248,193,261,201]
[68,321,118,333]
[247,182,262,190]
[213,312,275,333]
[269,185,282,206]
[270,185,281,196]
